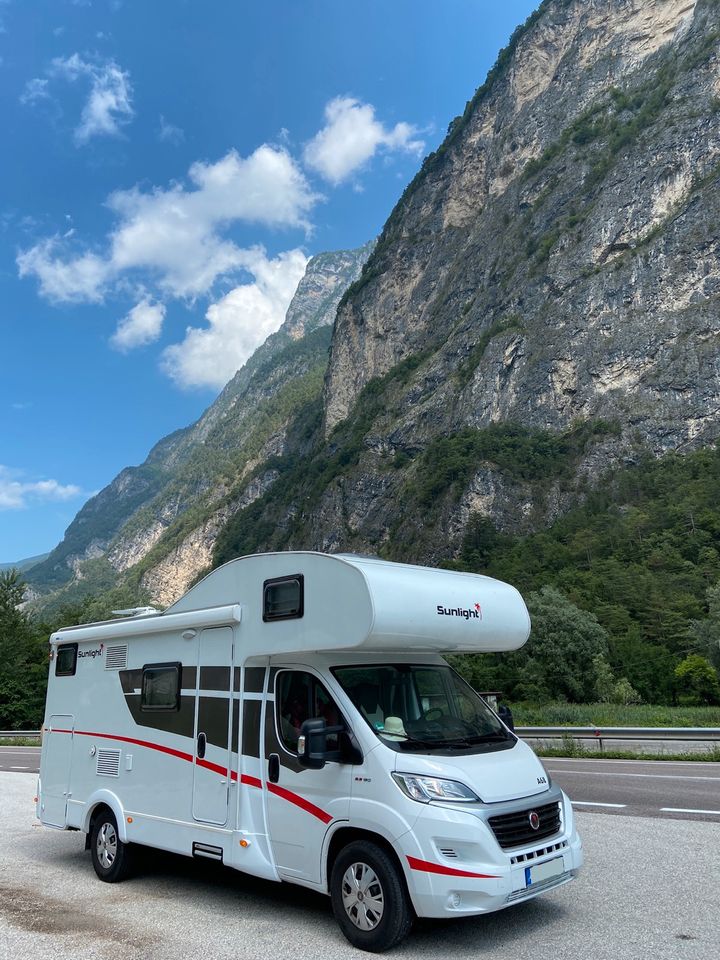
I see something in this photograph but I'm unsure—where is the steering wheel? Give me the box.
[421,707,445,722]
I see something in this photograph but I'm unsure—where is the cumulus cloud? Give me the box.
[18,145,318,304]
[111,298,166,351]
[0,466,82,510]
[304,96,424,185]
[161,247,308,389]
[17,238,108,302]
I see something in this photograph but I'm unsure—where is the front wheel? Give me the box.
[90,809,133,883]
[330,841,413,952]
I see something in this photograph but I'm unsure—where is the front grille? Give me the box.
[488,801,561,850]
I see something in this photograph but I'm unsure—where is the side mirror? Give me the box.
[297,718,327,769]
[498,704,515,732]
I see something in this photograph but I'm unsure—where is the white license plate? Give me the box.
[525,857,564,887]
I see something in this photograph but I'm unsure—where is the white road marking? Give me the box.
[9,765,29,770]
[660,807,720,816]
[550,770,720,782]
[572,801,627,808]
[544,757,720,766]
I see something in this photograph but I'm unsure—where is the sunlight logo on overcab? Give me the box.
[436,602,482,621]
[78,643,104,660]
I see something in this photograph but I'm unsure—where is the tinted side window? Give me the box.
[141,662,181,711]
[55,644,78,677]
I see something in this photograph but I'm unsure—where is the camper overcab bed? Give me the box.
[38,552,583,952]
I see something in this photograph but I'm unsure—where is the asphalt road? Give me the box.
[545,757,720,824]
[1,771,719,960]
[4,747,719,823]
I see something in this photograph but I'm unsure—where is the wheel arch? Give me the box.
[82,790,128,842]
[324,825,415,909]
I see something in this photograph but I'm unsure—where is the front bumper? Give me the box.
[397,789,583,919]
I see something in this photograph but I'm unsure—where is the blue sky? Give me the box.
[0,0,538,562]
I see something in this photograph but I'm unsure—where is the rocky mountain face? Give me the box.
[213,0,720,568]
[27,244,372,607]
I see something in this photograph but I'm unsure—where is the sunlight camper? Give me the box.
[38,552,583,952]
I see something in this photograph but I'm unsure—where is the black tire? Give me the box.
[330,840,414,953]
[90,808,133,883]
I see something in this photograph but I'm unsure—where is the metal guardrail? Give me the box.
[2,727,720,744]
[517,726,720,742]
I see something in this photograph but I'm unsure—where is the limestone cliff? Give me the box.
[215,0,720,567]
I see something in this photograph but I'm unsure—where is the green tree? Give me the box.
[516,587,612,702]
[0,570,48,728]
[688,582,720,669]
[674,654,720,705]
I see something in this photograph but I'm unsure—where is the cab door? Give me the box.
[264,669,352,883]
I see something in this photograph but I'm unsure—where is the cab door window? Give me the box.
[276,671,343,753]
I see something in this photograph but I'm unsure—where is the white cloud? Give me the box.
[158,115,184,145]
[50,53,134,143]
[111,298,166,351]
[304,96,424,185]
[18,145,318,304]
[0,466,82,510]
[17,238,108,302]
[161,247,308,389]
[19,77,50,105]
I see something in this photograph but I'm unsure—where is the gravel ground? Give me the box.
[1,772,718,959]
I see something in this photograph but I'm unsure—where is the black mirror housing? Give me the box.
[298,718,327,769]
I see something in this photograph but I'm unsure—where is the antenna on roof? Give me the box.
[111,606,161,618]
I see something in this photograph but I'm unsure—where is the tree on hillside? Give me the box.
[688,582,720,669]
[0,569,48,728]
[516,587,612,702]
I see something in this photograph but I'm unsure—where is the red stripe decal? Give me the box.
[267,782,333,824]
[51,729,329,822]
[407,856,499,879]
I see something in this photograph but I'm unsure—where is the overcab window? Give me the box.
[55,643,78,677]
[263,574,304,622]
[141,662,181,712]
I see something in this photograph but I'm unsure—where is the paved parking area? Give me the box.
[1,772,718,959]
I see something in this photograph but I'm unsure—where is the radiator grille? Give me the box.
[96,749,121,777]
[105,644,128,670]
[488,801,561,850]
[511,839,568,865]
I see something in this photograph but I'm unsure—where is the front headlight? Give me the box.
[392,772,479,803]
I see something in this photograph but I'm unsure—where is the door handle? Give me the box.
[197,732,207,759]
[268,753,280,783]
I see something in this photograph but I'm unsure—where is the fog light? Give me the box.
[448,893,461,909]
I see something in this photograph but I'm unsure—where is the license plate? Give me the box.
[525,857,564,887]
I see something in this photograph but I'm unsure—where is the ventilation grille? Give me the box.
[438,847,458,859]
[511,839,568,866]
[488,801,561,849]
[96,749,121,777]
[105,644,128,670]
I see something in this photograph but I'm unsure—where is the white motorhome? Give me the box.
[38,552,583,952]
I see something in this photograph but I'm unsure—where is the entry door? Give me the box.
[192,627,234,825]
[41,715,74,827]
[265,670,352,883]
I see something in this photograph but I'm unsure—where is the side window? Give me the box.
[263,575,304,622]
[55,643,78,677]
[276,671,343,752]
[141,662,181,712]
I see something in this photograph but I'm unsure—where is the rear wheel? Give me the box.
[90,809,133,883]
[330,841,413,952]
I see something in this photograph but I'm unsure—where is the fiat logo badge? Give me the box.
[529,811,540,831]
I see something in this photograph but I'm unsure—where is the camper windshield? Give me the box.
[333,664,515,754]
